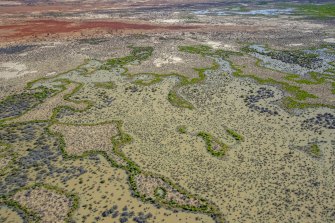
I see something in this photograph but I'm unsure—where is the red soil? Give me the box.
[0,1,208,15]
[0,19,198,41]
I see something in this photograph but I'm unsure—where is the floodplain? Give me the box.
[0,1,335,223]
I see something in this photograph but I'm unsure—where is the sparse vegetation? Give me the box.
[297,4,335,18]
[285,72,325,85]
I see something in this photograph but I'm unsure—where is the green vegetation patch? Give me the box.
[179,45,240,58]
[226,129,244,141]
[282,84,317,101]
[297,4,335,18]
[282,97,334,109]
[177,125,187,134]
[285,72,325,85]
[168,91,194,110]
[310,144,321,157]
[197,132,228,157]
[102,46,153,69]
[132,74,162,86]
[179,45,213,56]
[94,81,116,89]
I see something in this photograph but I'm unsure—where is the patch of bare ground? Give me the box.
[0,19,201,45]
[126,42,212,79]
[49,123,118,155]
[12,187,72,223]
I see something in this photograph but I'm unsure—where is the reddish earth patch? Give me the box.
[0,1,209,15]
[0,19,199,42]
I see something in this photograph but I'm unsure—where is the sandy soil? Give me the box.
[50,123,118,155]
[13,187,72,223]
[0,62,37,79]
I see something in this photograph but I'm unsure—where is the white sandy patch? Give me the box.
[288,43,303,46]
[223,23,237,25]
[206,41,221,49]
[41,41,64,45]
[155,19,181,24]
[83,13,111,19]
[324,38,335,43]
[222,44,238,51]
[46,72,57,77]
[41,45,57,49]
[205,41,238,51]
[153,56,183,67]
[0,62,37,79]
[206,41,238,51]
[0,1,21,6]
[40,42,65,49]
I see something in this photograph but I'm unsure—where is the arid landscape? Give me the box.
[0,0,334,223]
